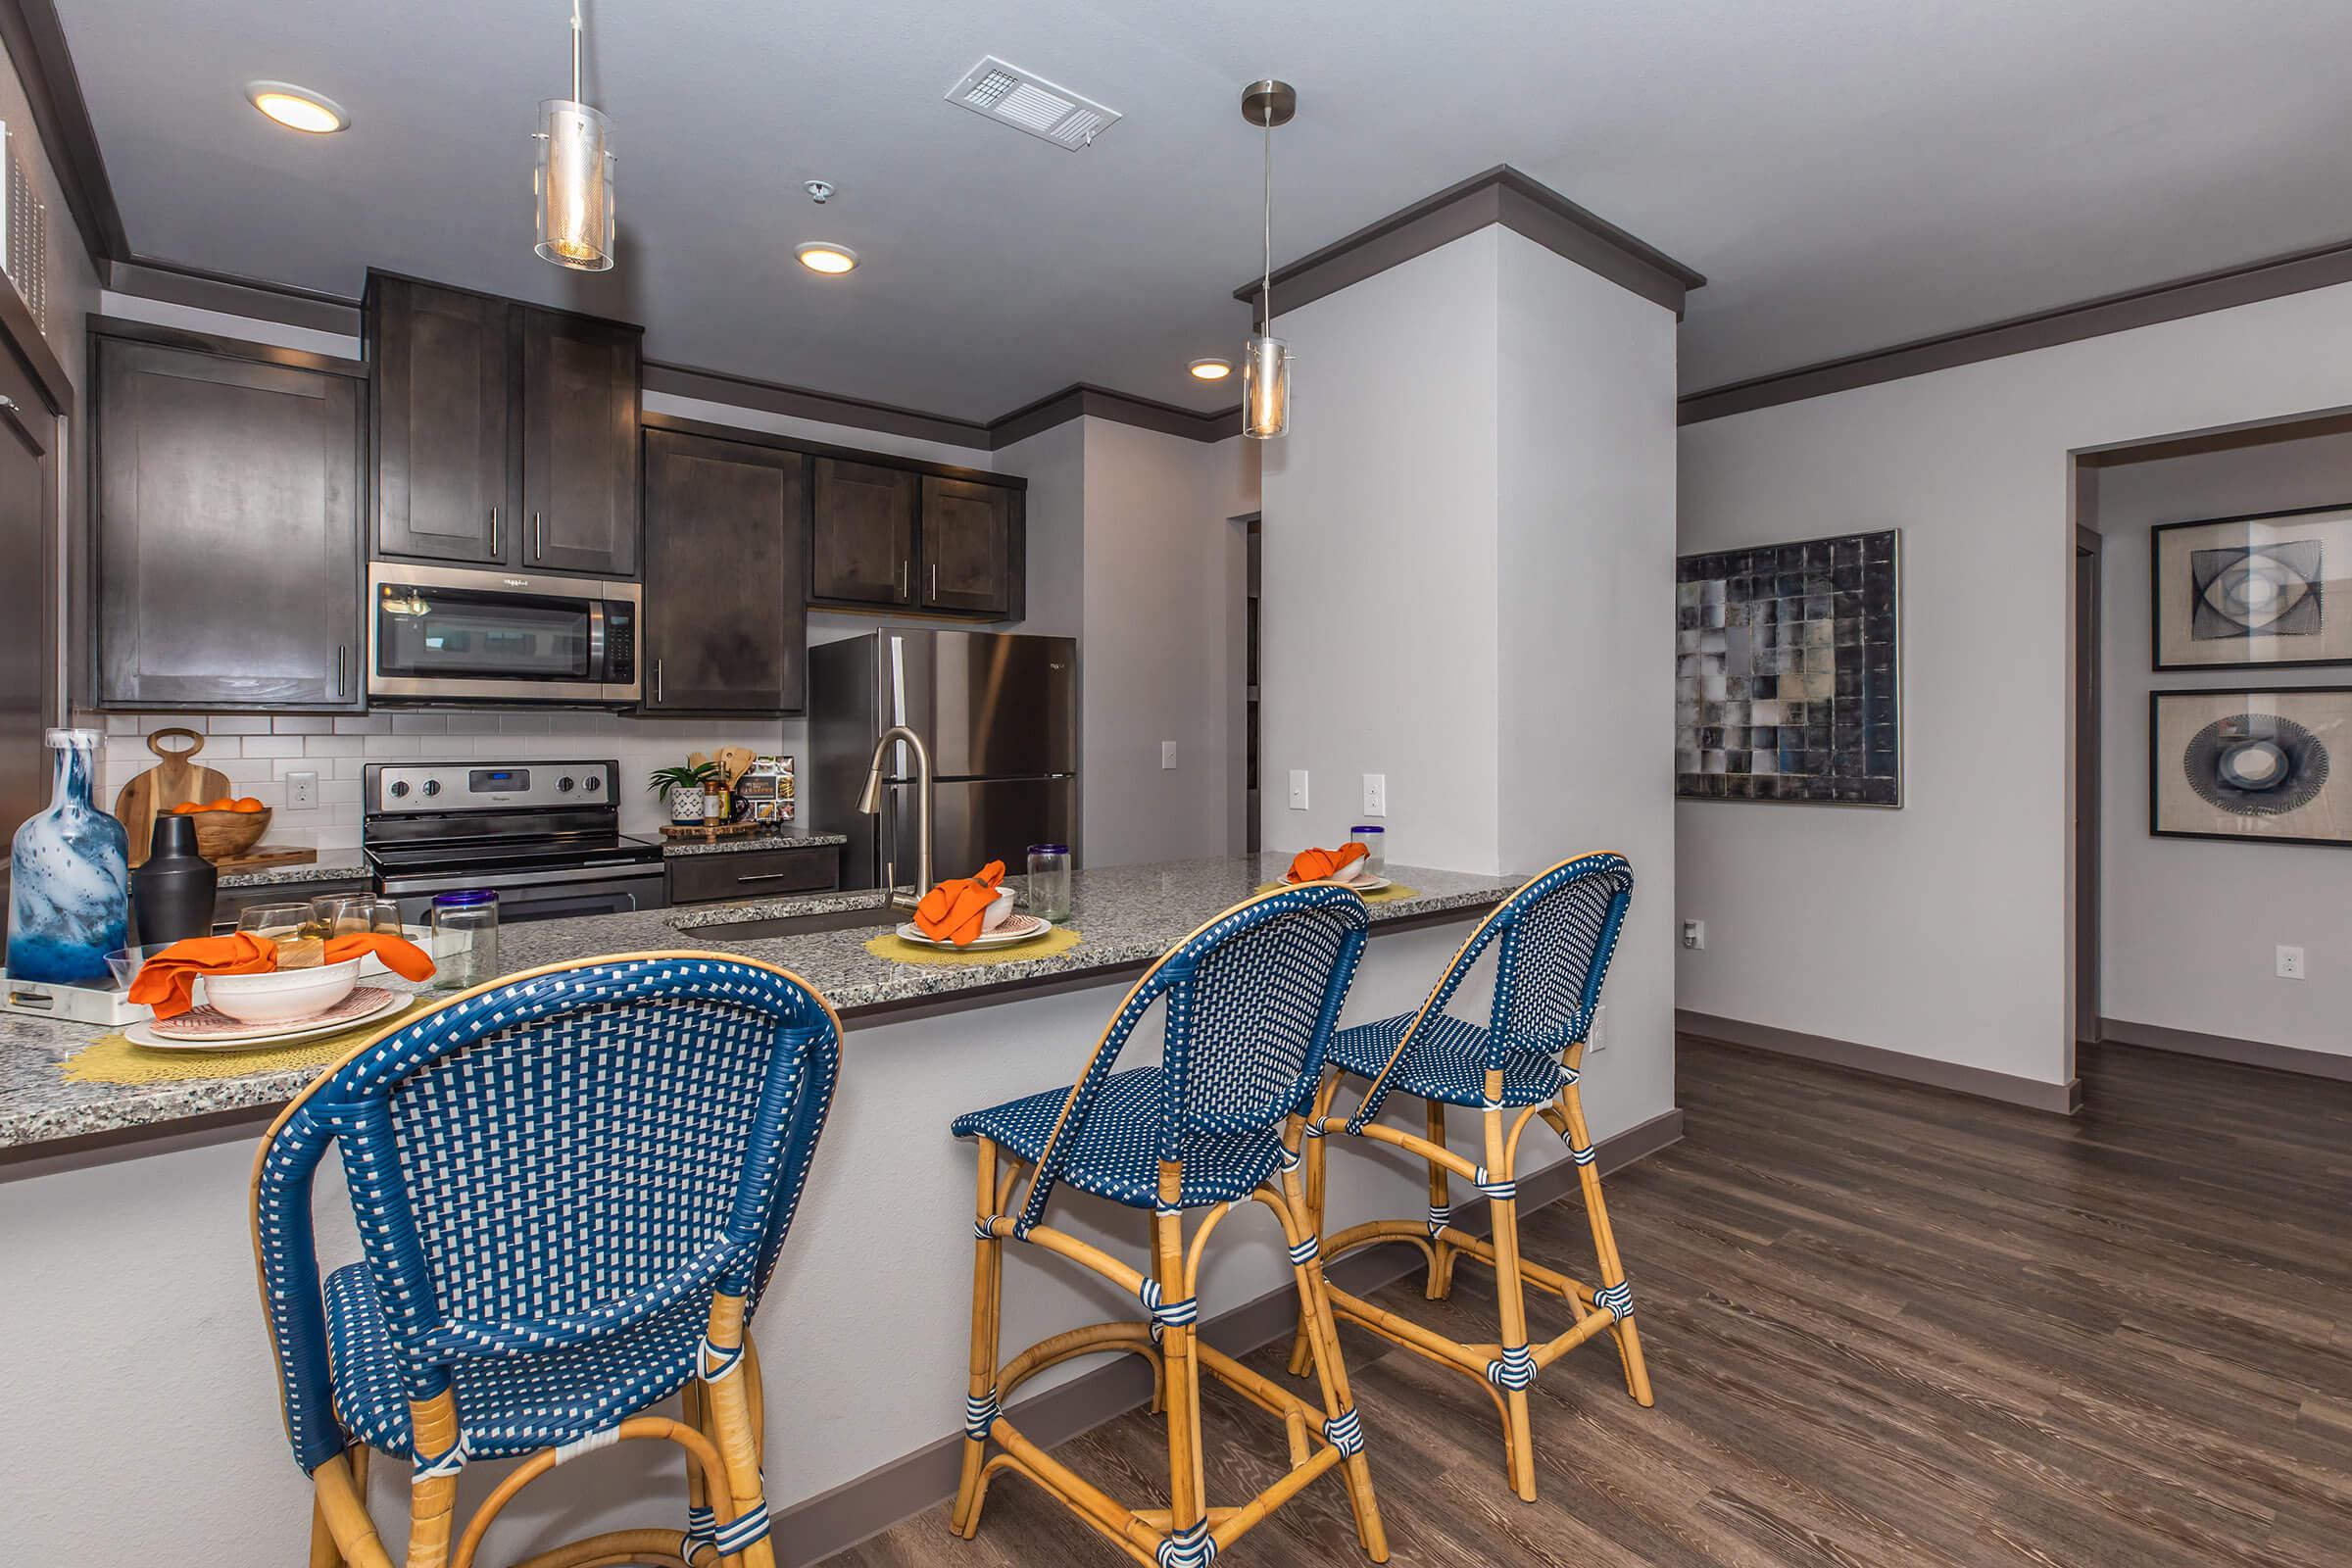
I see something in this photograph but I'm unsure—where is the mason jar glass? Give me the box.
[1026,844,1072,923]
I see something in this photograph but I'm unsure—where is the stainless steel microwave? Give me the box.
[366,563,641,705]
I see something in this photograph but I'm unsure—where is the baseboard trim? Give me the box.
[773,1105,1684,1566]
[1677,1009,2082,1115]
[2098,1017,2352,1083]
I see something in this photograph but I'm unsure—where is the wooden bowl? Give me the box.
[181,807,271,862]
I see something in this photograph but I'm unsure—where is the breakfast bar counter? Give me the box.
[0,853,1670,1565]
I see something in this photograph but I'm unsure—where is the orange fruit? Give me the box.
[170,802,201,814]
[233,797,264,812]
[207,797,235,811]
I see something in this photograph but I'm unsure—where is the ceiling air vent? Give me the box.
[946,57,1120,151]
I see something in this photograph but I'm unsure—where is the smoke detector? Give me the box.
[946,57,1120,151]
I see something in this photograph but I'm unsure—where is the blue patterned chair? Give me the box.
[949,883,1389,1567]
[251,954,841,1568]
[1291,853,1647,1502]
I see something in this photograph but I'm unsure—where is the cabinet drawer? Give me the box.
[666,846,840,906]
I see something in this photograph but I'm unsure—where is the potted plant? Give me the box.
[648,760,723,826]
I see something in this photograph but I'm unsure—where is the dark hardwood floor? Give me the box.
[826,1038,2352,1567]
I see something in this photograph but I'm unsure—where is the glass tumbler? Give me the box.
[236,903,327,967]
[1348,825,1387,873]
[1026,844,1072,924]
[429,890,501,992]
[310,894,406,939]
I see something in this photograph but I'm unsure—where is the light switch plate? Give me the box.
[1681,919,1705,951]
[1288,770,1309,810]
[288,770,319,810]
[1161,741,1177,770]
[1361,773,1387,816]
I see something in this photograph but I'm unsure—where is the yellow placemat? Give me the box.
[864,925,1084,966]
[1257,881,1419,904]
[63,1000,426,1087]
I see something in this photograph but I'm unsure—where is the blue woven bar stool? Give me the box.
[949,884,1389,1568]
[1290,853,1647,1503]
[251,953,841,1568]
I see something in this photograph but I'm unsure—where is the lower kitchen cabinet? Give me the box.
[91,323,367,710]
[642,426,809,712]
[666,843,840,905]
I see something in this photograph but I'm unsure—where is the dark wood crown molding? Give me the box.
[103,257,363,337]
[1234,164,1705,321]
[1680,234,2352,426]
[0,0,129,265]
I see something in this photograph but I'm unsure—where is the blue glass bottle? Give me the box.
[7,728,129,984]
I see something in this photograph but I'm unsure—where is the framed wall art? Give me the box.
[2149,686,2350,848]
[1676,528,1900,805]
[2151,505,2352,670]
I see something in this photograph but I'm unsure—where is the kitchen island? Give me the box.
[0,855,1677,1564]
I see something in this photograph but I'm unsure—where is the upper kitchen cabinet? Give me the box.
[809,454,1024,620]
[642,420,808,713]
[367,273,641,580]
[91,322,366,710]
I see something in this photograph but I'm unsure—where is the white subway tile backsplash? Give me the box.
[243,737,306,759]
[194,736,240,760]
[332,758,372,780]
[300,736,367,758]
[206,714,270,735]
[333,715,393,735]
[391,713,448,735]
[321,779,362,805]
[316,826,363,850]
[272,715,330,734]
[104,714,141,735]
[444,714,503,735]
[498,713,551,735]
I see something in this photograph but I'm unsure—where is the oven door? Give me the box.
[380,863,668,927]
[368,562,640,705]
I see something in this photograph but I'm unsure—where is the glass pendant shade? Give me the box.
[1243,333,1290,440]
[536,98,614,271]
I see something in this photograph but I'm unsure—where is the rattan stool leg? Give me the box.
[1425,1102,1457,1300]
[1154,1180,1211,1563]
[1560,1087,1651,1406]
[1287,1078,1340,1379]
[1276,1167,1390,1562]
[702,1291,777,1568]
[952,1140,1004,1539]
[1481,1090,1538,1501]
[680,1380,713,1564]
[311,1449,396,1568]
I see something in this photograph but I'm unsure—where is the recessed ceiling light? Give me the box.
[246,80,348,134]
[796,243,858,275]
[1189,358,1233,381]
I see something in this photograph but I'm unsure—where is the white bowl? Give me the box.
[982,887,1019,931]
[199,958,362,1024]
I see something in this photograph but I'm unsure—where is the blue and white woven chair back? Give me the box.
[254,954,840,1473]
[1485,852,1635,1058]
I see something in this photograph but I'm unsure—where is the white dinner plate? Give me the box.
[127,987,410,1052]
[1283,871,1391,893]
[894,912,1054,951]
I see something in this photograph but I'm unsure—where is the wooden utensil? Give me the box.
[114,728,234,867]
[716,746,757,787]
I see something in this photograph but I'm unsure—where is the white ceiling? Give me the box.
[51,0,2352,419]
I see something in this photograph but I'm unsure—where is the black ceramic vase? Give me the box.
[130,814,217,948]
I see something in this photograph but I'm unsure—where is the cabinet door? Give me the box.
[520,309,641,577]
[371,278,515,564]
[94,337,364,709]
[642,428,808,712]
[919,475,1017,615]
[810,457,915,606]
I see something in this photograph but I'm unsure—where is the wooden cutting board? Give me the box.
[114,728,233,867]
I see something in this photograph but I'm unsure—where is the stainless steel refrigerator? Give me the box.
[809,630,1078,891]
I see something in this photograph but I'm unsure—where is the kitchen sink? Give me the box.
[679,906,902,941]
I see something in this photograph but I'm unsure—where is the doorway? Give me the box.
[2074,524,2101,1046]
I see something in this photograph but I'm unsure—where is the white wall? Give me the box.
[1677,279,2352,1090]
[1259,229,1505,874]
[2085,426,2352,1058]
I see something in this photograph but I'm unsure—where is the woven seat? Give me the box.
[252,954,842,1568]
[950,884,1391,1566]
[952,1065,1288,1209]
[1324,1012,1576,1108]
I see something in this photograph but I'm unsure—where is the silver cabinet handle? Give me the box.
[490,506,501,556]
[897,559,909,599]
[532,511,544,561]
[735,871,808,883]
[654,658,663,705]
[336,644,348,698]
[929,564,939,601]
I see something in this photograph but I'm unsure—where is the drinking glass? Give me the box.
[310,894,406,939]
[1348,824,1387,873]
[1026,844,1072,923]
[236,903,326,967]
[430,890,501,992]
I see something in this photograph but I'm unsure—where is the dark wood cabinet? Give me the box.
[368,276,514,564]
[666,842,840,906]
[368,274,640,579]
[522,309,640,576]
[811,457,917,607]
[92,327,366,710]
[642,427,808,713]
[920,475,1020,615]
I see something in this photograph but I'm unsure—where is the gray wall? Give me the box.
[2084,423,2352,1058]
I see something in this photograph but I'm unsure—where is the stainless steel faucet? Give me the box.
[856,724,933,906]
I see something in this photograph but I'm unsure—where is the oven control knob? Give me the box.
[388,780,410,799]
[420,779,442,798]
[584,776,601,792]
[556,775,575,793]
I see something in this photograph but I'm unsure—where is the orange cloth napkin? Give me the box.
[126,931,278,1019]
[914,859,1007,948]
[322,932,437,983]
[1288,843,1370,884]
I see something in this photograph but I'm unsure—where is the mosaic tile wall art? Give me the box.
[1676,529,1900,805]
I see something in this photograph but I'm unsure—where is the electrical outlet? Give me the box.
[1288,770,1309,810]
[1681,919,1705,951]
[1586,1004,1610,1053]
[1361,773,1387,816]
[287,770,319,810]
[2277,945,2306,980]
[1160,741,1177,770]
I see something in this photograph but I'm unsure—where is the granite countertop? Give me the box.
[216,853,372,890]
[0,856,1516,1156]
[660,831,848,858]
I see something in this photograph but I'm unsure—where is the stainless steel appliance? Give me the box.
[810,631,1078,891]
[364,760,665,924]
[366,562,640,706]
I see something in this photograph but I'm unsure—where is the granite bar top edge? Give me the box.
[660,832,848,858]
[0,856,1517,1156]
[216,854,373,889]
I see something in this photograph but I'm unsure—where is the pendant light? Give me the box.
[534,0,614,271]
[1241,78,1296,440]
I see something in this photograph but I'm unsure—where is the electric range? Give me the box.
[363,760,666,925]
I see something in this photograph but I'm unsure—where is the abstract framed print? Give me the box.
[2151,506,2352,670]
[2149,686,2351,848]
